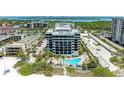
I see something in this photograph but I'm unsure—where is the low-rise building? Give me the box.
[6,43,24,55]
[13,33,27,42]
[27,21,48,29]
[6,35,41,55]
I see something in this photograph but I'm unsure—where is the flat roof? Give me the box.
[46,29,80,35]
[14,33,27,36]
[31,21,48,24]
[6,35,40,48]
[6,43,23,48]
[46,23,79,36]
[18,35,39,44]
[0,35,12,42]
[53,29,79,36]
[55,23,71,30]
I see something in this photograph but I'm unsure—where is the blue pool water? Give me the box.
[64,58,81,65]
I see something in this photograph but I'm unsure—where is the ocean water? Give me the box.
[0,16,113,22]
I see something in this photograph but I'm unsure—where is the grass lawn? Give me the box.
[66,67,93,77]
[53,68,64,76]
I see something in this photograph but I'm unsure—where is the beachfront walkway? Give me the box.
[63,66,67,76]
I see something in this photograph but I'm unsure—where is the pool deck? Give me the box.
[63,53,87,66]
[47,52,87,67]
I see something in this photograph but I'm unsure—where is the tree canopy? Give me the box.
[92,67,115,77]
[76,21,112,31]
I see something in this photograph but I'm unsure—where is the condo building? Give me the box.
[46,23,80,55]
[6,35,40,55]
[27,21,48,29]
[112,18,124,46]
[13,33,27,42]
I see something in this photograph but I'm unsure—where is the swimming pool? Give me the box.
[63,58,81,65]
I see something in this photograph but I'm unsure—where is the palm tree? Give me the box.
[16,50,29,61]
[0,41,2,47]
[61,55,65,66]
[0,51,4,57]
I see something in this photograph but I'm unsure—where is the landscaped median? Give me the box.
[110,53,124,69]
[81,40,100,68]
[99,36,124,52]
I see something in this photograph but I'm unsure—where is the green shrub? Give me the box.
[43,65,54,76]
[87,57,98,69]
[32,61,46,73]
[121,55,124,61]
[13,61,26,69]
[92,67,115,77]
[19,63,33,76]
[87,62,97,69]
[32,61,54,76]
[79,44,83,55]
[110,57,119,62]
[81,64,87,70]
[66,67,76,74]
[0,51,4,56]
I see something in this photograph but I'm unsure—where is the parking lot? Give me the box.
[81,33,119,71]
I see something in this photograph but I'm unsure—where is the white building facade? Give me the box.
[112,18,124,46]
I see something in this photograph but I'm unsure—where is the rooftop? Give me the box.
[18,35,40,44]
[47,29,79,36]
[0,35,12,42]
[6,43,23,47]
[46,23,79,36]
[53,29,79,36]
[31,20,48,24]
[55,23,72,30]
